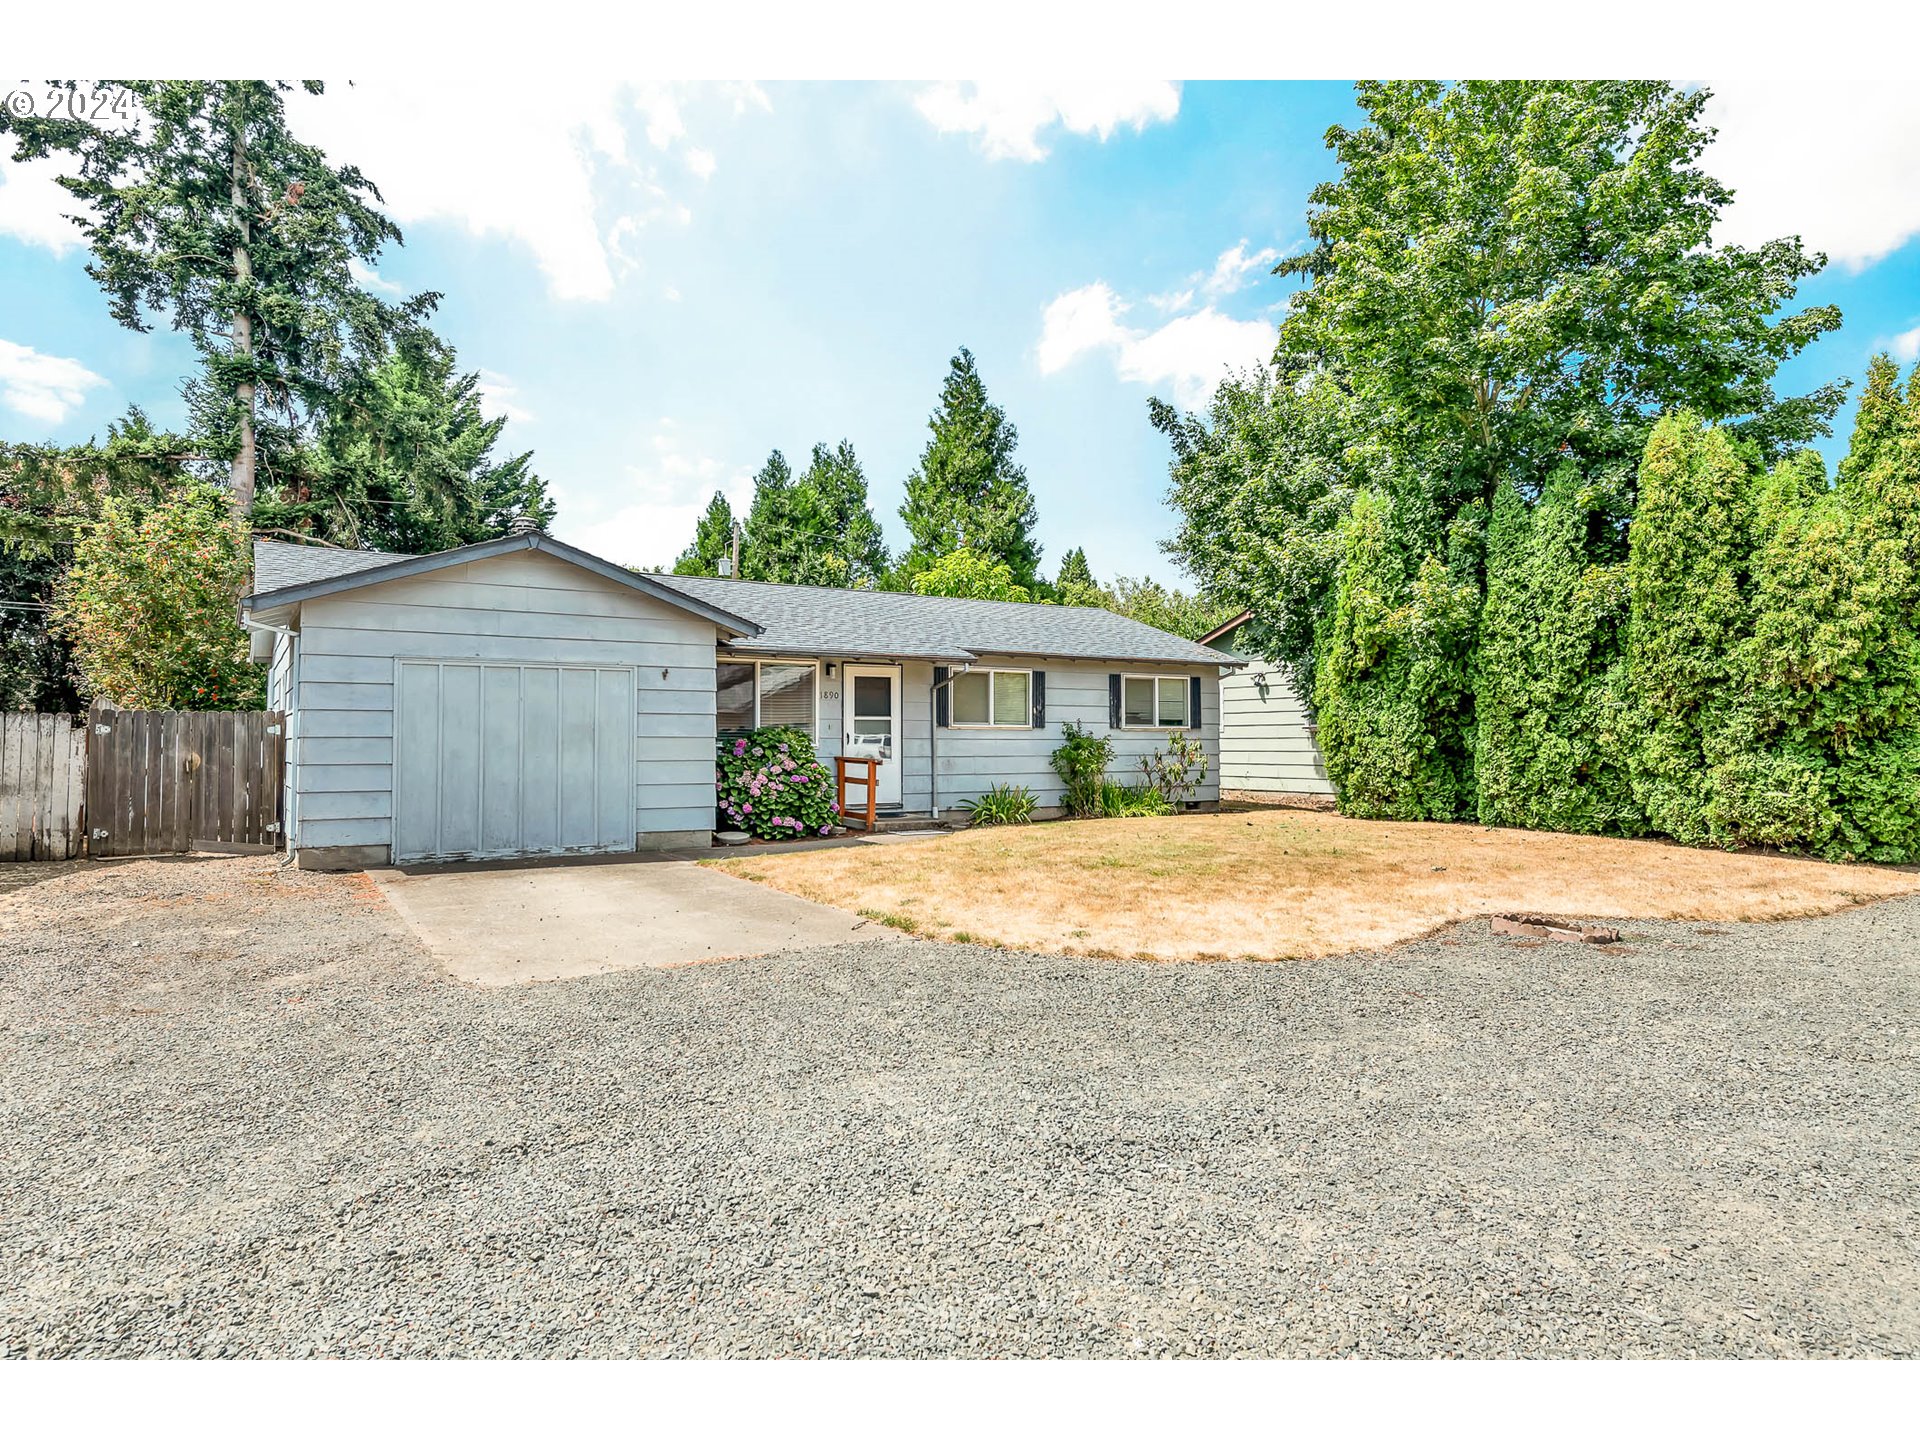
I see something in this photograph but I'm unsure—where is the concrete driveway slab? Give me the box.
[369,853,878,985]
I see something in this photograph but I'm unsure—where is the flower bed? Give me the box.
[715,725,840,840]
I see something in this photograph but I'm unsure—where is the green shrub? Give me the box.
[1139,729,1210,806]
[958,782,1038,826]
[1475,470,1642,835]
[1314,489,1480,820]
[716,726,839,839]
[1049,719,1114,817]
[1098,780,1172,817]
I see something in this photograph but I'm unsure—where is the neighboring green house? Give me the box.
[1199,611,1333,802]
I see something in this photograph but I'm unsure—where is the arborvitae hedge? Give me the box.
[1313,489,1479,821]
[1476,469,1641,835]
[1310,359,1920,862]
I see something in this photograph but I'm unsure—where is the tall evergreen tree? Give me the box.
[673,491,736,577]
[1625,413,1757,845]
[796,440,890,587]
[1838,354,1908,490]
[2,81,434,523]
[1056,547,1094,589]
[740,450,808,583]
[1475,470,1641,834]
[899,348,1041,586]
[252,333,552,552]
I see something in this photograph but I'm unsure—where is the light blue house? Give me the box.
[245,532,1236,869]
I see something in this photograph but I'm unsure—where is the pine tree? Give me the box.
[2,81,434,525]
[673,492,736,577]
[899,348,1042,586]
[740,450,801,582]
[795,440,890,587]
[1838,354,1906,489]
[1056,547,1095,590]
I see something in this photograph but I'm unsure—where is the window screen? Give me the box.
[717,662,756,737]
[757,663,815,734]
[993,671,1030,726]
[1123,676,1155,726]
[1157,677,1188,727]
[951,671,990,725]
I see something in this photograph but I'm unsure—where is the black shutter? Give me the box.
[1108,673,1122,729]
[934,666,949,727]
[1189,675,1202,730]
[1031,671,1046,728]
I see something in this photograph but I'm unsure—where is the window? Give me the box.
[949,667,1031,727]
[716,659,818,740]
[1122,674,1192,729]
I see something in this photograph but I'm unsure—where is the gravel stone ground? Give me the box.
[2,854,1916,1358]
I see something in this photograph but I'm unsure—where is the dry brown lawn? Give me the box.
[706,809,1920,960]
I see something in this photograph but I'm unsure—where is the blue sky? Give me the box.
[3,79,1919,586]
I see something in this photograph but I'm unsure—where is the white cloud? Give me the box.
[1200,239,1280,300]
[553,429,751,570]
[286,81,755,303]
[913,81,1180,162]
[348,257,407,296]
[474,369,535,425]
[0,337,108,425]
[1891,325,1920,365]
[1037,281,1275,409]
[0,154,87,254]
[1705,80,1920,269]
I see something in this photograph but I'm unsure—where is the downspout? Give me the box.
[240,613,298,854]
[928,662,973,820]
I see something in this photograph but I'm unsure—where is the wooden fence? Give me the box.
[0,713,87,860]
[83,706,286,857]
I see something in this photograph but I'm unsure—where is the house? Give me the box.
[244,531,1237,869]
[1197,610,1333,802]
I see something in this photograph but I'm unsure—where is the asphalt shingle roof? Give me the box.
[247,539,1229,667]
[651,574,1231,667]
[253,540,409,594]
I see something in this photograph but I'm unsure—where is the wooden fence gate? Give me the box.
[83,705,286,857]
[0,713,87,860]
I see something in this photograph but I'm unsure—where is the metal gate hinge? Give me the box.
[94,723,111,735]
[90,828,109,840]
[266,724,282,736]
[265,822,281,833]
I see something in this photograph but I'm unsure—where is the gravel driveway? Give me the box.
[3,854,1916,1358]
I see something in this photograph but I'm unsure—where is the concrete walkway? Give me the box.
[370,853,881,986]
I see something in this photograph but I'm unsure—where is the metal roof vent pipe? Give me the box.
[507,513,545,537]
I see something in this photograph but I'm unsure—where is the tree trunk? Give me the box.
[228,106,257,526]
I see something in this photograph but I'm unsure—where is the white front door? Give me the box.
[842,664,903,810]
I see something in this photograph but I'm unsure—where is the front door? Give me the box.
[842,665,903,810]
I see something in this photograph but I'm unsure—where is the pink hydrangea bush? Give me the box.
[715,726,840,840]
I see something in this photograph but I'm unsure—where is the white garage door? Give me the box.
[394,661,636,863]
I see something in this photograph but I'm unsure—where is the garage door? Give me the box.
[394,662,636,863]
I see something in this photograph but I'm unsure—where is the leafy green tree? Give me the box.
[908,547,1033,602]
[1100,576,1234,641]
[2,81,434,522]
[252,334,552,552]
[795,440,890,587]
[1155,368,1355,694]
[1838,354,1909,490]
[1,410,197,709]
[899,348,1042,586]
[740,450,814,583]
[1475,471,1641,834]
[1625,413,1757,844]
[674,491,736,577]
[51,482,262,709]
[1277,81,1841,538]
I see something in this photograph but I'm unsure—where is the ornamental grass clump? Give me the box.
[715,726,840,840]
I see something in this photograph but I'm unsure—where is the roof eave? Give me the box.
[245,533,763,638]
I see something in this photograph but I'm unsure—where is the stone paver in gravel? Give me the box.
[2,854,1915,1357]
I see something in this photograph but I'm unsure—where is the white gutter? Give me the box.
[927,663,974,820]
